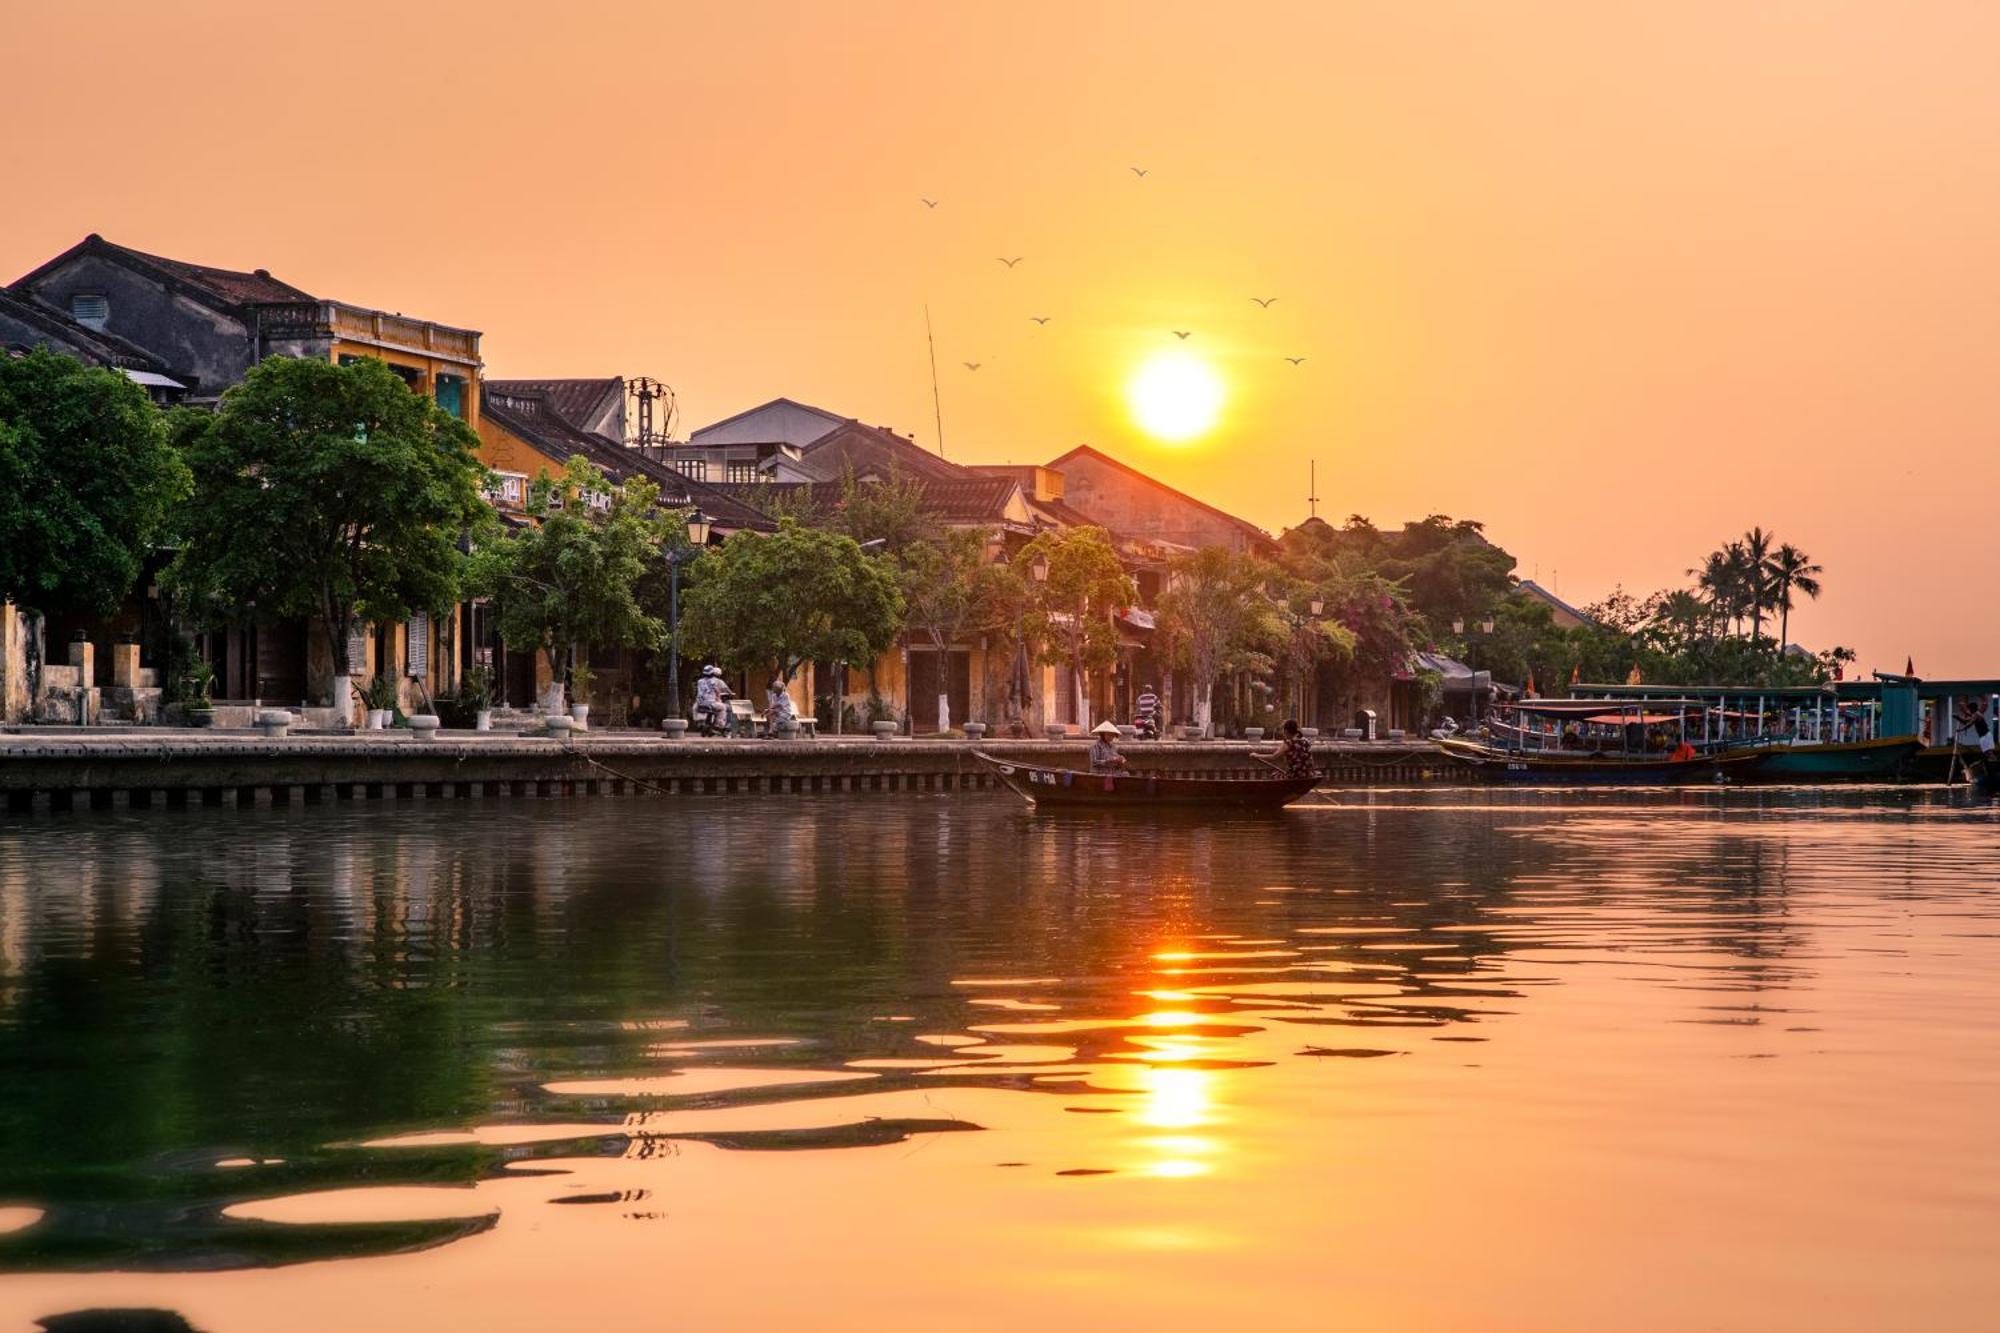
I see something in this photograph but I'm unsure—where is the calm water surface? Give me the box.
[0,789,1996,1331]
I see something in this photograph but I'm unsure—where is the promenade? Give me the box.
[0,730,1448,811]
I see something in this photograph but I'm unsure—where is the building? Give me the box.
[5,235,487,720]
[1044,444,1275,556]
[1515,579,1597,631]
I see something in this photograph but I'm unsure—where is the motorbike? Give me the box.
[1133,712,1161,740]
[690,689,735,737]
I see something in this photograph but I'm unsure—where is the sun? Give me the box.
[1128,351,1225,443]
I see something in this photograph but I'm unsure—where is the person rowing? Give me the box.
[1256,719,1318,779]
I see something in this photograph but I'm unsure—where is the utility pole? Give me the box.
[1308,460,1319,519]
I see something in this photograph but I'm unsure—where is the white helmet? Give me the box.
[702,664,722,677]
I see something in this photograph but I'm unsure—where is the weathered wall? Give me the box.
[15,253,255,398]
[1054,453,1261,553]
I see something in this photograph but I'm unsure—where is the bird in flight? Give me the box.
[997,257,1024,268]
[1172,330,1192,340]
[964,362,982,371]
[922,197,939,208]
[1285,356,1307,365]
[1131,166,1149,178]
[1030,316,1051,325]
[1252,297,1278,308]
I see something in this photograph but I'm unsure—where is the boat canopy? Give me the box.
[1505,698,1714,719]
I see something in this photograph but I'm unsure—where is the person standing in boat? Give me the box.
[1953,698,1994,782]
[1088,720,1129,772]
[1258,719,1318,779]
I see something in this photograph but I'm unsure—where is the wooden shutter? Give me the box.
[406,614,429,677]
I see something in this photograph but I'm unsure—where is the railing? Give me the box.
[257,302,480,365]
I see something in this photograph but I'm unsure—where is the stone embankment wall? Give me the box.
[0,734,1450,812]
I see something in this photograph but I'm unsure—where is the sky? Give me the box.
[5,1,1998,675]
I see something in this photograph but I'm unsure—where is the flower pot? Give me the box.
[569,703,590,728]
[1244,727,1265,741]
[870,720,898,740]
[776,720,801,740]
[661,717,689,738]
[474,710,493,732]
[367,709,389,730]
[963,722,987,740]
[1179,724,1203,741]
[408,714,441,741]
[544,715,575,736]
[188,707,214,729]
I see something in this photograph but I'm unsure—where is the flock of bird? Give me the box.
[930,166,1306,373]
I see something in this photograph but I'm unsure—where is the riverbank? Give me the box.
[0,731,1449,812]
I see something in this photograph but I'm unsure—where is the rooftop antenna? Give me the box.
[924,304,946,458]
[1308,460,1319,519]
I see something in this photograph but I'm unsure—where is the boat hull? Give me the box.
[1436,738,1757,785]
[974,752,1319,809]
[1729,737,1923,781]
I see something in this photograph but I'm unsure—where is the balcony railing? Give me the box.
[256,301,481,366]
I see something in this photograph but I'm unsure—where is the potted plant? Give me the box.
[462,665,496,732]
[362,674,398,729]
[865,693,898,740]
[182,659,216,728]
[568,662,594,727]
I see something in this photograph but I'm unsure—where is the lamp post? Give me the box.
[664,509,712,723]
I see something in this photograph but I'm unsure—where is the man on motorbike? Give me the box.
[1133,684,1162,739]
[693,665,733,735]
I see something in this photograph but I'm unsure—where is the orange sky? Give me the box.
[6,2,1998,674]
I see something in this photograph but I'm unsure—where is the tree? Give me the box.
[1768,543,1823,652]
[171,356,489,710]
[894,526,1020,732]
[825,467,939,554]
[1155,548,1283,736]
[465,457,676,710]
[1018,526,1136,731]
[1740,526,1776,643]
[0,350,190,619]
[679,518,904,692]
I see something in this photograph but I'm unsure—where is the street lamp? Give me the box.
[664,508,710,722]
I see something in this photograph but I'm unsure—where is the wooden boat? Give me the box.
[974,751,1320,809]
[1436,736,1761,784]
[1725,735,1923,781]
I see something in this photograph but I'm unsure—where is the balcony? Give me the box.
[256,301,482,368]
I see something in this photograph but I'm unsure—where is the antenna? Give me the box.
[924,304,946,458]
[1308,460,1319,519]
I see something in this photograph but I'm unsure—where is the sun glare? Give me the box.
[1128,351,1224,443]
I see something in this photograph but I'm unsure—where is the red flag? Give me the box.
[1525,671,1537,699]
[1568,663,1581,686]
[1905,656,1915,677]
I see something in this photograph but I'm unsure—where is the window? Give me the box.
[435,373,466,419]
[406,614,430,678]
[482,472,527,507]
[69,294,109,330]
[585,489,613,513]
[675,459,708,482]
[725,460,759,484]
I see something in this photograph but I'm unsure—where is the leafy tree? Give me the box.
[894,526,1021,731]
[1018,526,1136,731]
[0,349,189,618]
[465,457,676,709]
[171,356,489,705]
[679,518,904,691]
[1155,548,1284,736]
[825,466,939,554]
[1768,543,1822,652]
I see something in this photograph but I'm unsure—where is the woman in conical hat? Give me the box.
[1088,719,1128,772]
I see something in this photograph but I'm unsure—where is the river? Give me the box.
[0,789,1995,1331]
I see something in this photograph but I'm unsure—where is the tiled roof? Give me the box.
[795,421,967,483]
[486,378,623,434]
[703,474,1023,527]
[689,395,847,441]
[12,234,319,307]
[483,388,773,531]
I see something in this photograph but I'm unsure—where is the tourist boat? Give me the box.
[1724,735,1923,781]
[1436,699,1759,784]
[973,751,1320,809]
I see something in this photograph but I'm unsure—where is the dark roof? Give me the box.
[0,289,173,372]
[1045,444,1271,545]
[795,421,967,484]
[482,387,772,531]
[1025,497,1103,530]
[10,234,316,310]
[486,378,623,433]
[688,395,847,441]
[1515,579,1597,627]
[703,473,1025,527]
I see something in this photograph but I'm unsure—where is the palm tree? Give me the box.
[1691,548,1737,638]
[1740,526,1776,643]
[1768,543,1823,652]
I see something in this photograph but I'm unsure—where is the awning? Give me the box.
[121,369,185,389]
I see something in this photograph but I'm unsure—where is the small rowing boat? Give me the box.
[973,751,1319,809]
